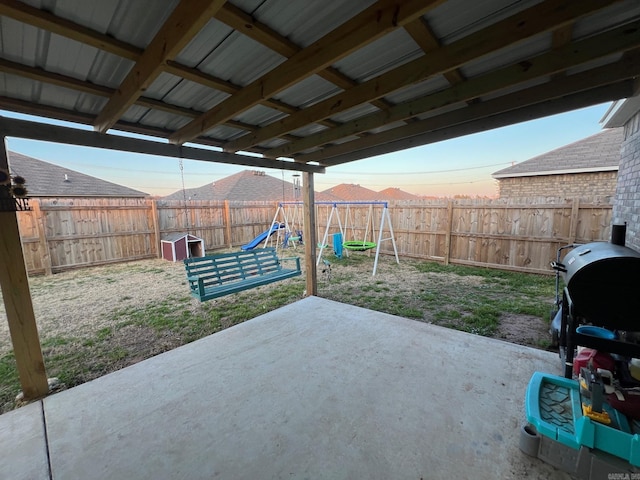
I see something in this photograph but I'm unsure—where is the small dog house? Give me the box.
[161,233,205,262]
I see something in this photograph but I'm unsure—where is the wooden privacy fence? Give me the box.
[16,197,613,276]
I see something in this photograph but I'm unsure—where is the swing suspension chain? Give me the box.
[179,158,191,233]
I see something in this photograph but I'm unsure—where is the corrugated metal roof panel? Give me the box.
[94,0,179,49]
[202,125,245,142]
[288,123,327,137]
[425,0,540,45]
[415,102,466,121]
[257,137,287,149]
[333,28,422,82]
[566,53,624,76]
[160,78,230,111]
[573,0,640,39]
[85,51,134,89]
[233,104,286,127]
[367,121,407,135]
[330,103,379,123]
[479,77,548,102]
[120,104,150,124]
[245,0,375,48]
[136,109,190,132]
[0,17,41,65]
[274,75,341,109]
[383,76,451,104]
[144,72,182,101]
[460,33,550,78]
[198,31,286,87]
[174,18,233,67]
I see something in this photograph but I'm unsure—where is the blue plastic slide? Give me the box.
[241,223,284,251]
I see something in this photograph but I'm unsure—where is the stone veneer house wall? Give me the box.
[604,97,640,252]
[492,128,622,200]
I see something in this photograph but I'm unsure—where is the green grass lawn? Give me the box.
[0,257,555,413]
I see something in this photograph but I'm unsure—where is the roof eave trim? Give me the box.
[492,166,619,179]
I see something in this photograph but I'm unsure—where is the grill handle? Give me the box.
[550,261,566,273]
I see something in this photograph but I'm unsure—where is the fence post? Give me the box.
[150,199,162,258]
[31,200,52,275]
[568,197,580,244]
[224,200,232,249]
[443,201,454,265]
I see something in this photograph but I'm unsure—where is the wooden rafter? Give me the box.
[298,51,640,166]
[168,0,444,145]
[94,0,227,133]
[403,17,465,86]
[214,3,394,113]
[220,0,619,154]
[551,23,574,79]
[0,0,142,60]
[0,1,334,132]
[0,57,264,135]
[0,96,274,155]
[163,61,343,131]
[266,21,640,158]
[321,82,633,167]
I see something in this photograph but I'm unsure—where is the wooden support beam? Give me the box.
[0,137,49,400]
[302,172,317,296]
[94,0,227,133]
[222,0,619,153]
[169,0,444,145]
[0,115,325,174]
[269,22,640,159]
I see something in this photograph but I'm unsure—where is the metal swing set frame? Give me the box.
[272,201,399,276]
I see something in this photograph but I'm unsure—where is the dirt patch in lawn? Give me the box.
[495,313,552,349]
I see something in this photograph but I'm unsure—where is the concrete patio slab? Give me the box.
[26,297,568,479]
[0,400,49,479]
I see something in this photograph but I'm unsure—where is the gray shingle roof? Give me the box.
[492,128,623,178]
[163,170,337,202]
[320,184,384,201]
[378,187,420,200]
[7,151,147,197]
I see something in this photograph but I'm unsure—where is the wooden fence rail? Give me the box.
[16,197,613,276]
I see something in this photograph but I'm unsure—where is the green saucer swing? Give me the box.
[342,240,376,251]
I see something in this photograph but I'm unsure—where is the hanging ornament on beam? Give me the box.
[0,168,30,211]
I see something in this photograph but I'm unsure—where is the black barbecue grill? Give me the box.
[554,226,640,378]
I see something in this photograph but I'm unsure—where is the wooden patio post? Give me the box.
[0,137,49,399]
[302,172,317,296]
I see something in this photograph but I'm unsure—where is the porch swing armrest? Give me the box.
[280,257,301,272]
[187,275,205,297]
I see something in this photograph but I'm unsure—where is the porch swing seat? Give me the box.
[342,241,376,251]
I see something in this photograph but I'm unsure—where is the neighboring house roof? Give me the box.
[321,184,384,201]
[7,151,148,197]
[492,128,623,179]
[602,97,640,128]
[378,187,420,200]
[163,170,336,202]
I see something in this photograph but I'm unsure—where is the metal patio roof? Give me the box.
[0,0,639,173]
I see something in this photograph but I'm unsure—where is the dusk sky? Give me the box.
[3,102,612,198]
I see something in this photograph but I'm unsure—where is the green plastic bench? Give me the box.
[184,247,301,302]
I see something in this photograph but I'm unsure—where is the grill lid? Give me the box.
[562,241,640,328]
